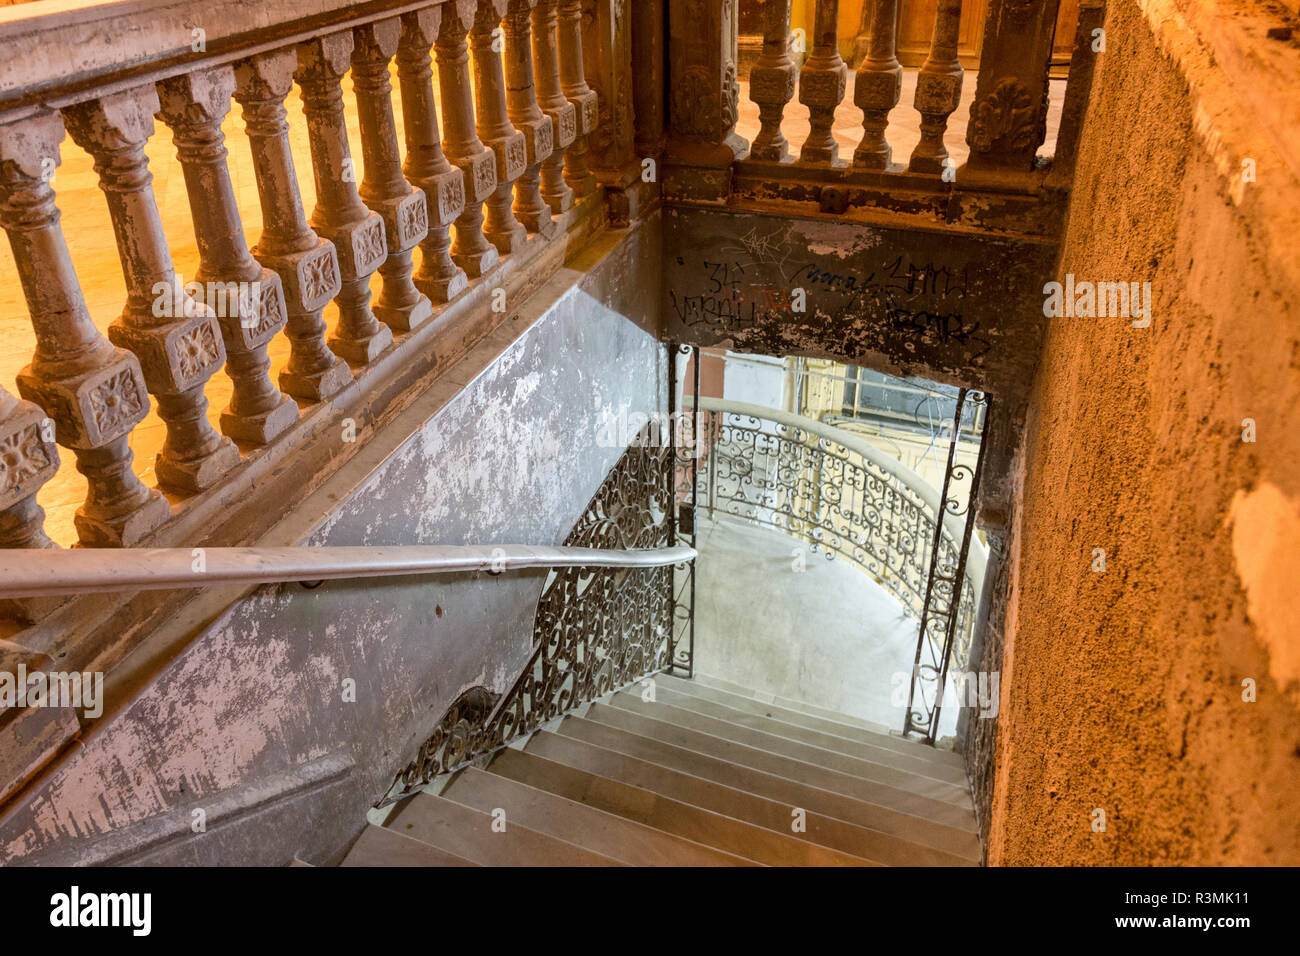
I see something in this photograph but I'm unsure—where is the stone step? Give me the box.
[521,730,892,865]
[693,672,894,735]
[340,822,478,867]
[654,676,968,782]
[445,765,750,866]
[608,691,972,808]
[662,673,966,769]
[385,791,623,866]
[585,701,977,832]
[557,714,979,864]
[492,743,874,866]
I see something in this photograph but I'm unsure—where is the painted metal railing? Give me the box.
[0,543,694,600]
[685,395,987,730]
[383,430,690,805]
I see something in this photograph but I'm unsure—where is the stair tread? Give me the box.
[664,673,966,768]
[609,691,972,807]
[493,742,876,866]
[340,823,478,867]
[558,714,978,864]
[520,730,899,865]
[653,678,968,782]
[586,701,977,832]
[386,791,624,866]
[445,766,750,866]
[693,672,893,734]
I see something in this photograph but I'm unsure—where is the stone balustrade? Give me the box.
[0,0,610,565]
[670,0,1098,211]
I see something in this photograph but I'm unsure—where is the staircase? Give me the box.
[341,674,981,866]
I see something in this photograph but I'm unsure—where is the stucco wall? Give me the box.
[986,0,1300,864]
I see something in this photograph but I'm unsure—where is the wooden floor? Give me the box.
[346,673,981,866]
[0,68,1064,547]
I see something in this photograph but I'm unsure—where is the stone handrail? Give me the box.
[687,394,986,673]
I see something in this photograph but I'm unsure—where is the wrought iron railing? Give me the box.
[684,395,987,720]
[382,431,689,805]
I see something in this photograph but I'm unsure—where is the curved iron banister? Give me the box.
[683,395,986,677]
[687,395,986,590]
[0,544,697,599]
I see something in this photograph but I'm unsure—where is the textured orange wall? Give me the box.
[988,0,1300,865]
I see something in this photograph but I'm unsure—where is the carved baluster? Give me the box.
[531,0,577,214]
[156,67,299,446]
[908,0,964,174]
[397,8,470,303]
[436,0,501,278]
[557,0,599,198]
[64,89,239,495]
[0,112,170,547]
[0,385,58,550]
[964,0,1061,174]
[798,0,848,165]
[296,34,393,365]
[664,0,747,202]
[749,0,797,162]
[504,0,556,237]
[234,51,351,404]
[854,0,903,169]
[353,20,435,334]
[470,0,530,255]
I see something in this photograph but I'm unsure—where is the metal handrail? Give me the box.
[0,544,697,599]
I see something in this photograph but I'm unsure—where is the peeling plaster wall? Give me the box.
[0,224,668,866]
[986,0,1300,864]
[661,205,1059,513]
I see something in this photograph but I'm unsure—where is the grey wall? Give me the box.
[0,221,667,866]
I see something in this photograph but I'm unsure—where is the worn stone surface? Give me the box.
[984,0,1300,865]
[0,222,665,865]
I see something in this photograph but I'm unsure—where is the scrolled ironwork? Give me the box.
[380,428,678,806]
[686,394,988,742]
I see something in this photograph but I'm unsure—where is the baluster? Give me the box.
[964,0,1060,173]
[749,0,797,162]
[504,0,556,237]
[557,0,599,198]
[798,0,848,165]
[296,34,393,366]
[157,67,300,446]
[471,0,530,254]
[908,0,963,174]
[0,112,170,547]
[233,51,351,404]
[436,0,501,278]
[397,8,470,303]
[353,20,435,334]
[0,384,58,550]
[64,88,239,495]
[854,0,903,169]
[531,0,577,214]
